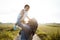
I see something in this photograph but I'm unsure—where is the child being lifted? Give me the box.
[13,4,30,30]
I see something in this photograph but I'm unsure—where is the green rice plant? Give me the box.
[50,29,60,40]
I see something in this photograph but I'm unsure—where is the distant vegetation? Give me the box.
[0,22,2,24]
[45,23,60,27]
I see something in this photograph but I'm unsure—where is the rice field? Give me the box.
[36,24,60,40]
[0,23,20,40]
[0,23,60,40]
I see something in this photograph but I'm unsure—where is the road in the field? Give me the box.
[14,34,41,40]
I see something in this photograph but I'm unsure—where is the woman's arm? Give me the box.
[18,23,27,30]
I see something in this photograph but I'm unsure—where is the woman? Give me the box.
[18,18,38,40]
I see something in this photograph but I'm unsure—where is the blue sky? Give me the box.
[0,0,60,23]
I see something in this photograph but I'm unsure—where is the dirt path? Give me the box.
[32,34,41,40]
[14,34,41,40]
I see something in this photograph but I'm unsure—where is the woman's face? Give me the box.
[27,20,33,26]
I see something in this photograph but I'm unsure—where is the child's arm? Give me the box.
[20,9,24,18]
[27,16,30,20]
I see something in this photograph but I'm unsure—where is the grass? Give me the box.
[0,23,20,40]
[0,23,60,40]
[36,24,60,40]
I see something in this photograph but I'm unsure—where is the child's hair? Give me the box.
[24,4,30,8]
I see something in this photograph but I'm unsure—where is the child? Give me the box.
[13,4,30,30]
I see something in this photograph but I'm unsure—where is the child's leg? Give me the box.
[13,24,17,30]
[13,20,19,30]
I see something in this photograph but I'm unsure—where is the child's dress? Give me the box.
[13,9,28,30]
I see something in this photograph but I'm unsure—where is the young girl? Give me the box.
[13,4,30,30]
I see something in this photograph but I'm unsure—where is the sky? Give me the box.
[0,0,60,24]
